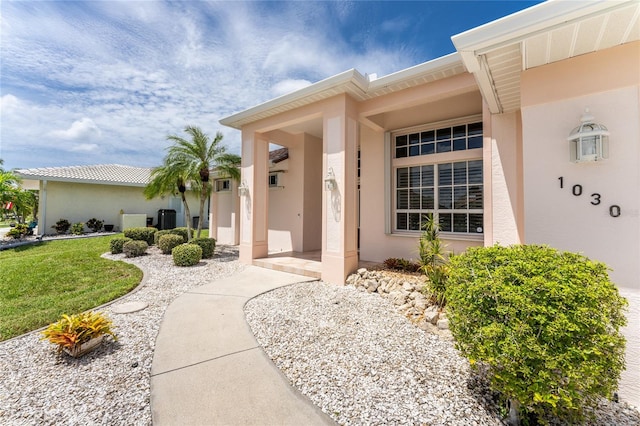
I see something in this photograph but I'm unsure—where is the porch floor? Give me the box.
[252,251,382,281]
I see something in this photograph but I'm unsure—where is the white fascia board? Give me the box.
[368,52,463,90]
[219,69,369,129]
[452,0,625,54]
[14,173,146,187]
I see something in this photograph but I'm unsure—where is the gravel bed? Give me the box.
[0,245,244,425]
[245,281,640,426]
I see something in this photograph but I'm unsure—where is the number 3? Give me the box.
[591,193,601,205]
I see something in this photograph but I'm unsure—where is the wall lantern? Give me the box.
[324,168,337,191]
[238,181,249,197]
[567,108,609,163]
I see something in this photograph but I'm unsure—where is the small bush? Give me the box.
[71,222,84,235]
[123,240,148,258]
[154,229,172,245]
[52,218,71,234]
[172,243,202,266]
[124,227,157,245]
[383,257,420,273]
[110,237,132,254]
[446,244,628,423]
[168,227,193,243]
[418,214,449,305]
[86,218,104,232]
[158,234,184,255]
[191,237,216,258]
[7,224,29,239]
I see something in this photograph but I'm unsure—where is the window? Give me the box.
[395,122,483,158]
[392,119,483,235]
[268,173,278,187]
[215,179,230,192]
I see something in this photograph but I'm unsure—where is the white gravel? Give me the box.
[2,243,639,426]
[0,245,244,426]
[245,280,640,426]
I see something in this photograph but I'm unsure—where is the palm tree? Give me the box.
[165,126,240,238]
[144,163,194,240]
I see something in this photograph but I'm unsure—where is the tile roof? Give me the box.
[269,148,288,164]
[15,164,153,187]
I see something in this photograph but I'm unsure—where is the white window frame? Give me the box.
[268,173,279,188]
[215,179,231,192]
[389,115,484,238]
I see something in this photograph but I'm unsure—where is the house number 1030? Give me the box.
[558,177,621,217]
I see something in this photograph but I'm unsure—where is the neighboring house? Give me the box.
[220,1,639,404]
[15,164,201,233]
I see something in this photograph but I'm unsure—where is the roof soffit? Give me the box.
[453,0,640,114]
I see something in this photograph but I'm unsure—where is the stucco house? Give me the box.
[220,1,639,405]
[15,164,202,233]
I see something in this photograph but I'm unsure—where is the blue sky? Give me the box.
[1,0,541,171]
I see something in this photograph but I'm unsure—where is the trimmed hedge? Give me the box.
[123,240,148,258]
[124,227,157,245]
[446,244,627,423]
[158,234,184,255]
[154,229,172,245]
[169,227,193,243]
[110,237,132,254]
[172,243,202,267]
[191,237,216,259]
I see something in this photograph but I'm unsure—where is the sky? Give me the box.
[1,0,542,171]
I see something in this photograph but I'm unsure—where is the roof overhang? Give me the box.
[219,53,465,130]
[452,0,640,114]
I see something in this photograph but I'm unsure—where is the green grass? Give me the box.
[0,235,142,341]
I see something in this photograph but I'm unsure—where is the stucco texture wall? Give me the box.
[521,41,640,407]
[42,181,198,233]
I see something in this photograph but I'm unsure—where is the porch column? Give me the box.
[239,131,269,264]
[322,95,359,284]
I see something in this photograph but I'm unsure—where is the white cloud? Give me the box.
[69,143,99,153]
[270,79,312,97]
[0,1,426,170]
[49,118,102,141]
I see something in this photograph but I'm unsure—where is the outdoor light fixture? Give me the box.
[324,168,337,191]
[567,108,609,163]
[238,181,249,197]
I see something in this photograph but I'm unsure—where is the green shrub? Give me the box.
[158,234,184,255]
[71,222,84,235]
[122,240,148,258]
[110,237,132,254]
[418,214,449,305]
[123,227,157,245]
[446,244,627,423]
[168,227,193,243]
[172,243,202,267]
[7,224,29,239]
[86,218,104,232]
[52,218,71,234]
[191,237,215,259]
[154,229,172,245]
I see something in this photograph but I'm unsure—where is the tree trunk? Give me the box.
[507,399,520,426]
[196,181,208,239]
[181,191,192,242]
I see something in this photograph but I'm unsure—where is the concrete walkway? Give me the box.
[150,266,336,425]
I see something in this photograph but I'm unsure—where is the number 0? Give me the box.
[610,205,621,218]
[572,184,582,196]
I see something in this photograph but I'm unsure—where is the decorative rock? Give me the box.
[365,280,379,293]
[357,268,367,275]
[437,318,449,330]
[424,306,440,324]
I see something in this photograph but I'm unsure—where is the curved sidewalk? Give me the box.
[150,266,335,425]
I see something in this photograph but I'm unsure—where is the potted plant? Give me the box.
[41,311,117,357]
[104,224,115,232]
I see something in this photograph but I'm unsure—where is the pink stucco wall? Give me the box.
[520,41,640,406]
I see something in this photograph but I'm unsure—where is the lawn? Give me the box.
[0,235,142,341]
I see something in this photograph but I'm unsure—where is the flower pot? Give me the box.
[104,224,114,232]
[63,335,104,358]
